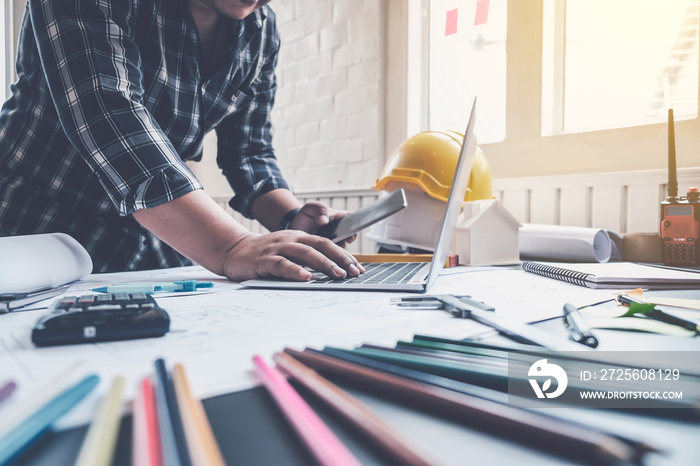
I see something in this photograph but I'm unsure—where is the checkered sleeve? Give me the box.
[215,21,291,219]
[28,0,202,216]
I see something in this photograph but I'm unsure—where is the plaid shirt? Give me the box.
[0,0,289,272]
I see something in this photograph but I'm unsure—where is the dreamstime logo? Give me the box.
[528,359,568,399]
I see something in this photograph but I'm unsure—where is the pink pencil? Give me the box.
[132,378,163,466]
[252,355,361,466]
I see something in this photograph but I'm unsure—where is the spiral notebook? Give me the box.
[521,261,700,290]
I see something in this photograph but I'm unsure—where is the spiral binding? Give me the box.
[521,261,594,288]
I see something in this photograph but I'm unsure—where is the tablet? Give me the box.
[316,189,407,243]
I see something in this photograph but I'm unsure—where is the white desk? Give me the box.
[2,265,699,465]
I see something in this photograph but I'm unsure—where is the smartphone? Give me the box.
[316,189,407,243]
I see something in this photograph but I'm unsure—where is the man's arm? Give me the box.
[249,188,301,232]
[132,190,362,281]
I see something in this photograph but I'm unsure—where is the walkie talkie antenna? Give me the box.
[667,108,679,200]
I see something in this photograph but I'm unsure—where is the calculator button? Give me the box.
[86,304,123,312]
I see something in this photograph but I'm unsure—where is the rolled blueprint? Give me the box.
[519,224,612,263]
[0,233,92,293]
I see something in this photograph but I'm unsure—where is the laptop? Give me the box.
[241,98,478,292]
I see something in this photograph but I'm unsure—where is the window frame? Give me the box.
[390,0,700,178]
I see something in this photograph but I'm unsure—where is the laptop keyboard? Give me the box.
[310,262,427,285]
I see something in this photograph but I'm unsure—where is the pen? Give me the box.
[563,303,599,348]
[93,280,214,294]
[617,294,700,333]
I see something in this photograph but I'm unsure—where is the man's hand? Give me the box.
[222,230,364,282]
[133,190,365,283]
[290,201,358,244]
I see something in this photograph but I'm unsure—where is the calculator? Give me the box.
[31,292,170,346]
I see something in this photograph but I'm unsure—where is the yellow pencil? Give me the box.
[172,363,226,466]
[74,376,125,466]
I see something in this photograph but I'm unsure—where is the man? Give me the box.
[0,0,364,282]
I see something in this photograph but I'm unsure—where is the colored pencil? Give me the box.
[252,355,362,466]
[347,344,700,412]
[133,377,163,466]
[273,351,447,466]
[0,374,99,465]
[285,347,643,464]
[0,361,89,440]
[350,345,509,387]
[74,376,125,466]
[303,347,658,455]
[0,381,17,406]
[154,358,191,466]
[414,334,700,378]
[172,363,226,466]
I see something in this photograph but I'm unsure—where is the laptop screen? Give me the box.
[425,98,478,290]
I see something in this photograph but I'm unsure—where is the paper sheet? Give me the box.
[0,265,617,430]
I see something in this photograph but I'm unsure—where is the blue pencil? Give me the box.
[154,358,191,466]
[0,374,99,465]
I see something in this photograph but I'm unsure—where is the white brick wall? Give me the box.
[189,1,388,202]
[273,0,384,192]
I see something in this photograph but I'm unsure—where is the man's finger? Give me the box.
[277,242,349,279]
[297,235,364,276]
[258,255,312,281]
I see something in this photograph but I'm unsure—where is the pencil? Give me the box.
[133,377,163,466]
[350,344,509,388]
[153,358,191,466]
[252,355,362,466]
[74,376,125,466]
[0,361,89,439]
[172,363,226,466]
[0,374,99,465]
[284,348,640,464]
[273,351,447,466]
[394,340,700,412]
[0,381,17,406]
[413,334,700,379]
[305,347,659,456]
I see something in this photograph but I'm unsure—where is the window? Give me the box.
[402,0,700,177]
[428,0,507,143]
[543,0,700,135]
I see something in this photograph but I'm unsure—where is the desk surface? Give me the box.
[4,269,700,465]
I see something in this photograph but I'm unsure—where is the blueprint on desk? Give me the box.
[0,265,618,429]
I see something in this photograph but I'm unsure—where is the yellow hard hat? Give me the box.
[373,130,493,202]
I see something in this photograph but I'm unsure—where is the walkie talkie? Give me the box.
[660,109,700,266]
